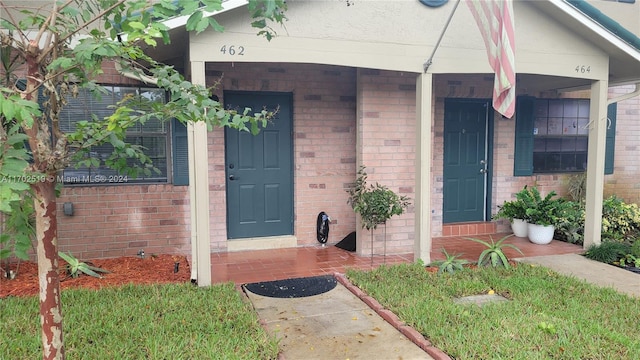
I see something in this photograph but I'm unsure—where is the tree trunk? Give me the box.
[33,179,65,360]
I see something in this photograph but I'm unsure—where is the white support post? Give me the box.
[583,79,608,250]
[414,73,433,264]
[188,60,212,286]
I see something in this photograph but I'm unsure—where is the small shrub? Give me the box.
[618,254,640,268]
[554,200,585,245]
[584,242,630,264]
[346,166,410,230]
[466,234,522,268]
[601,196,640,242]
[493,198,528,221]
[629,240,640,258]
[59,252,110,279]
[517,186,567,226]
[565,172,586,203]
[431,249,468,274]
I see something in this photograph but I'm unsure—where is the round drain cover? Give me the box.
[244,275,337,298]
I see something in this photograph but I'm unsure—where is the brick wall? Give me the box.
[55,66,192,260]
[57,185,190,260]
[16,61,640,260]
[605,85,640,203]
[356,69,417,255]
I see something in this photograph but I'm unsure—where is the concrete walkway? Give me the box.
[244,277,437,360]
[243,252,639,360]
[516,253,640,298]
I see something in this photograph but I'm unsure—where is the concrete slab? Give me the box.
[453,294,509,307]
[245,282,433,360]
[516,253,640,298]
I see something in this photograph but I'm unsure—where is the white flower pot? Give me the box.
[510,218,528,237]
[527,223,555,245]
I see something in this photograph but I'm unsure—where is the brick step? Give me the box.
[442,222,496,237]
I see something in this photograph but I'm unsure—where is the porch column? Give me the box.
[354,69,366,256]
[583,79,608,249]
[188,60,212,286]
[414,73,433,263]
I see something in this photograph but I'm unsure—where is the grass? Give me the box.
[0,283,279,359]
[347,263,640,359]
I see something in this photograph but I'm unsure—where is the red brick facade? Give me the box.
[48,64,640,259]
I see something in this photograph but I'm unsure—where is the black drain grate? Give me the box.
[244,275,337,298]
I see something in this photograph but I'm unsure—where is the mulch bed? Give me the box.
[0,254,190,298]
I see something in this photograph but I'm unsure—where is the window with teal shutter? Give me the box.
[171,118,189,185]
[59,86,169,184]
[513,97,616,175]
[605,103,616,175]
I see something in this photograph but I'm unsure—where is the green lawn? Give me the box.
[0,283,279,359]
[347,263,640,359]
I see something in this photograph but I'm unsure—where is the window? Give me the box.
[58,85,189,185]
[514,96,616,176]
[532,99,589,173]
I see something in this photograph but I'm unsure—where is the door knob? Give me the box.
[229,174,236,181]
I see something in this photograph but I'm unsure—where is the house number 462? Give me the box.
[220,45,245,56]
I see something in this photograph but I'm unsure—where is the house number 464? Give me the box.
[575,65,591,73]
[220,45,245,56]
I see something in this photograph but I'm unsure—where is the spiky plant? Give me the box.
[467,234,522,268]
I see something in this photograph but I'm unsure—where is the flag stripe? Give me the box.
[466,0,516,118]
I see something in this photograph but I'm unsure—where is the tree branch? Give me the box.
[56,0,129,45]
[31,1,58,55]
[0,1,31,46]
[36,0,78,63]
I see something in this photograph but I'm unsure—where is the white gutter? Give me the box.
[161,0,249,31]
[548,0,640,62]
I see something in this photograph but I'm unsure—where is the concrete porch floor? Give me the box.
[211,234,584,284]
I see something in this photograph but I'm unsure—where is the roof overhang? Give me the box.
[147,0,640,90]
[532,0,640,86]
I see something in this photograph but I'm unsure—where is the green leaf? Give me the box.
[185,11,204,32]
[58,251,76,265]
[79,266,104,278]
[209,18,224,32]
[2,98,16,120]
[128,21,146,30]
[1,158,29,176]
[6,132,29,145]
[251,19,267,30]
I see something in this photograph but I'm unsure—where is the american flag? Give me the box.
[466,0,516,118]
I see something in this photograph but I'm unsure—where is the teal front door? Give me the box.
[443,99,492,223]
[224,92,293,239]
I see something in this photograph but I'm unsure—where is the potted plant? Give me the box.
[517,186,567,245]
[493,195,529,237]
[346,166,411,231]
[346,166,410,259]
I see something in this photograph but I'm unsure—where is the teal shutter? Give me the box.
[172,119,189,185]
[513,96,535,176]
[605,103,617,175]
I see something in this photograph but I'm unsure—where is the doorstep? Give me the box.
[441,222,497,237]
